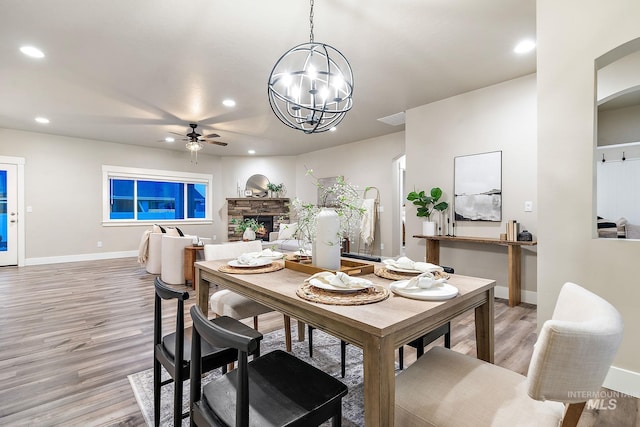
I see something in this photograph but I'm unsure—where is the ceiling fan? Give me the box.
[169,123,228,152]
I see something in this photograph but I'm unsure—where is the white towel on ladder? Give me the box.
[360,199,376,246]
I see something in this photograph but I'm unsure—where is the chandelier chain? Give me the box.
[309,0,314,43]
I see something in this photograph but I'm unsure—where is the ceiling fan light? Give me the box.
[185,141,203,152]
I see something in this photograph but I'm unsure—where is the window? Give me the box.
[103,166,212,225]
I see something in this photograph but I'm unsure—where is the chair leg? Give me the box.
[253,315,258,330]
[398,346,404,370]
[174,371,183,427]
[284,315,292,352]
[561,402,586,427]
[340,340,346,378]
[444,331,451,349]
[332,408,343,427]
[153,359,161,427]
[308,325,314,357]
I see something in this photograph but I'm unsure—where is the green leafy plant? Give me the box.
[407,187,449,220]
[267,182,284,192]
[231,217,263,232]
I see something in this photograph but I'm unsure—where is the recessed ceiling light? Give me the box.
[20,46,45,58]
[165,137,175,143]
[223,99,236,107]
[35,117,50,124]
[514,39,536,54]
[248,149,256,155]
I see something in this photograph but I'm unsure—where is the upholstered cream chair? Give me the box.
[160,235,195,285]
[206,241,292,351]
[145,232,163,274]
[395,282,623,427]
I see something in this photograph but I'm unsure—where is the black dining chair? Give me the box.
[189,305,348,427]
[153,277,237,427]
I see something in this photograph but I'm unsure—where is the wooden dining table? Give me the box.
[195,259,496,427]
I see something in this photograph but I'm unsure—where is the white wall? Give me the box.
[0,126,403,263]
[404,74,538,300]
[0,128,223,263]
[538,0,640,395]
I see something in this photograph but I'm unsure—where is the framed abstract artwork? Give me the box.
[454,151,502,221]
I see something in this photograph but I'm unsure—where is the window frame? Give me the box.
[102,165,213,226]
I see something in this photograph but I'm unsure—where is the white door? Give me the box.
[0,164,18,266]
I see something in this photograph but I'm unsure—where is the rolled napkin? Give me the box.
[305,271,373,290]
[396,271,447,290]
[383,256,444,273]
[248,248,284,259]
[235,252,262,266]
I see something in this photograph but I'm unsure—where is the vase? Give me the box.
[313,208,341,270]
[422,221,436,236]
[243,228,256,241]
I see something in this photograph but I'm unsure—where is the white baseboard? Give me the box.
[603,366,640,398]
[25,250,138,266]
[494,285,537,305]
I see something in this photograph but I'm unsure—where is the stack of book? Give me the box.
[506,220,520,241]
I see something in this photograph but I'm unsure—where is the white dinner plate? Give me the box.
[310,280,372,293]
[228,258,272,268]
[390,280,458,301]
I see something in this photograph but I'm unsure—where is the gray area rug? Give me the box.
[128,324,390,426]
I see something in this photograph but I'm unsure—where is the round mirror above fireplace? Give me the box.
[245,174,270,197]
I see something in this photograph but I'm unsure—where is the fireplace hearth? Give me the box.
[227,198,290,242]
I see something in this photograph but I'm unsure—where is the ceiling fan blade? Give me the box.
[205,140,228,147]
[203,132,221,138]
[168,131,186,136]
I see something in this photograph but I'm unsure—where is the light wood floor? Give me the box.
[0,258,637,426]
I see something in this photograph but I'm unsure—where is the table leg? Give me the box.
[426,239,440,265]
[363,334,395,426]
[475,287,495,363]
[507,245,522,307]
[297,320,306,342]
[196,267,209,317]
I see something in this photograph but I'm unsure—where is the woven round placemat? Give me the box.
[218,262,284,274]
[374,266,450,281]
[296,282,389,305]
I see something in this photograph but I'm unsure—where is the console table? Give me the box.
[413,235,537,307]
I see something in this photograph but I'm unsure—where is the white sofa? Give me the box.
[262,222,311,252]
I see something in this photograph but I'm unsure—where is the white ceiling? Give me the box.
[0,0,536,157]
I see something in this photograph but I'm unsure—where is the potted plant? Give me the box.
[407,187,449,236]
[267,182,285,198]
[231,217,263,241]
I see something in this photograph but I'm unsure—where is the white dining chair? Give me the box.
[206,241,292,351]
[394,282,623,427]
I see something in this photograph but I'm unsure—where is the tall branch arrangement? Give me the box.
[291,168,366,247]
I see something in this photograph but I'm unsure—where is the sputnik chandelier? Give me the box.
[267,0,354,134]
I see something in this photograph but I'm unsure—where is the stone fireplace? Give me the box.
[227,198,290,242]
